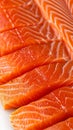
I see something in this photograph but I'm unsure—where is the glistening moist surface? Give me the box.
[0,0,61,56]
[0,60,73,109]
[0,42,69,84]
[10,86,73,130]
[0,0,73,130]
[35,0,73,58]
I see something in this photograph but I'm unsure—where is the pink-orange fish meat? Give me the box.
[35,0,73,58]
[44,117,73,130]
[10,86,73,130]
[0,60,72,109]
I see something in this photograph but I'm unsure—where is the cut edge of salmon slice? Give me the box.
[0,60,73,109]
[0,41,69,85]
[44,117,73,130]
[10,86,73,130]
[10,111,68,130]
[0,0,63,57]
[0,23,61,57]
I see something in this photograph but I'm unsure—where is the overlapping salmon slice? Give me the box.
[0,0,61,56]
[0,42,69,85]
[10,86,73,130]
[0,22,60,57]
[0,44,51,84]
[35,0,73,58]
[0,0,42,32]
[0,0,25,8]
[0,1,72,130]
[44,117,73,130]
[0,60,72,109]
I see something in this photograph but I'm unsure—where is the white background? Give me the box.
[0,104,14,130]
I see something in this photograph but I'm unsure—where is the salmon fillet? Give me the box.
[0,0,42,32]
[35,0,73,59]
[0,42,69,85]
[10,86,73,130]
[0,0,72,129]
[0,23,60,56]
[44,117,73,130]
[0,0,62,56]
[0,0,64,56]
[0,60,72,109]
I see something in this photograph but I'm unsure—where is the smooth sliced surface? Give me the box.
[44,117,73,130]
[35,0,73,58]
[0,0,25,8]
[0,60,73,109]
[0,42,69,85]
[10,86,73,130]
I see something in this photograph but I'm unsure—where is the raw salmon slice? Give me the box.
[0,24,61,56]
[10,86,73,130]
[0,1,41,32]
[0,0,62,57]
[0,42,69,85]
[0,0,25,8]
[0,60,73,109]
[18,0,60,41]
[44,117,73,130]
[0,27,25,56]
[35,0,73,58]
[0,0,61,41]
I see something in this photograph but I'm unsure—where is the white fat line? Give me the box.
[3,9,15,28]
[58,61,70,80]
[11,110,50,118]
